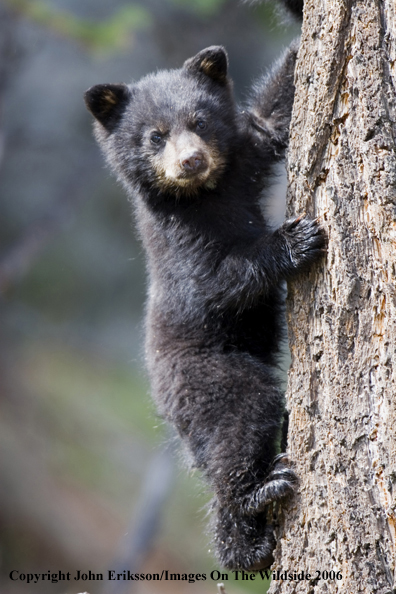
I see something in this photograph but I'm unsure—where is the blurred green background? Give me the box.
[0,1,297,592]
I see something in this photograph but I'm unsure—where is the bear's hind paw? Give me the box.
[242,454,297,515]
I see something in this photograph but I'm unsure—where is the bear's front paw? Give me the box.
[280,215,326,274]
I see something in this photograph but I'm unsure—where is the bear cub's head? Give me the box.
[85,46,237,198]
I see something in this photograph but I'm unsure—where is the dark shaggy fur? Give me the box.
[247,0,303,19]
[276,0,303,18]
[84,42,325,571]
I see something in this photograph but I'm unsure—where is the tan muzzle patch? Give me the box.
[150,131,226,196]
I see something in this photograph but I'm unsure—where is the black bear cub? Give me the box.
[85,44,325,570]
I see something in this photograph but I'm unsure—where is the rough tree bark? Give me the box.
[269,1,396,592]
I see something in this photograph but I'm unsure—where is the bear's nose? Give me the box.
[180,151,206,173]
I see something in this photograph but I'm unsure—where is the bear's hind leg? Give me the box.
[212,503,276,571]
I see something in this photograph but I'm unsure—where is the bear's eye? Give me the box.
[196,120,207,131]
[150,132,162,145]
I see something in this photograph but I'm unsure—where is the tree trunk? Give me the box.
[270,0,396,592]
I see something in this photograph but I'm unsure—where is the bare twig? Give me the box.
[102,444,175,594]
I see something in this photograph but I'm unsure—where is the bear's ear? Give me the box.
[183,46,228,84]
[84,83,131,131]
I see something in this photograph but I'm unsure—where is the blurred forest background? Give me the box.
[0,0,298,592]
